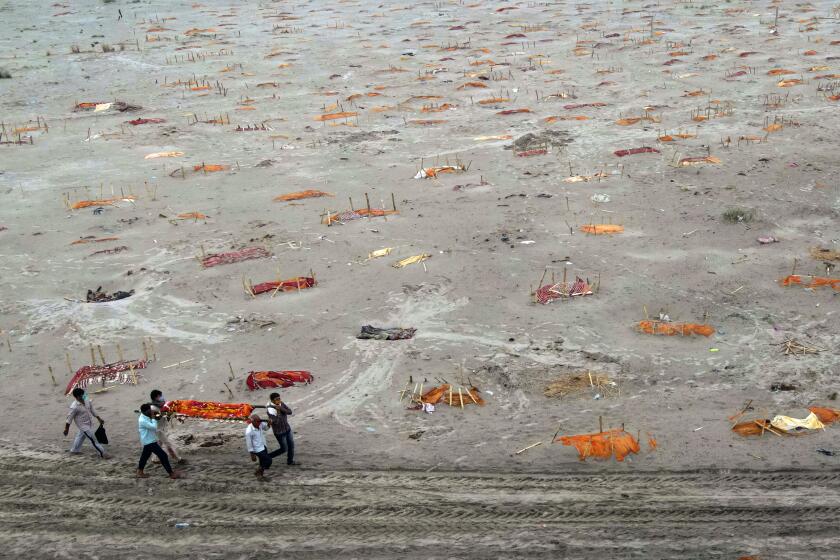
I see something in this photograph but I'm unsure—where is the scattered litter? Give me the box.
[86,286,134,303]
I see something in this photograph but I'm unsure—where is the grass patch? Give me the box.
[0,69,11,79]
[70,44,80,54]
[101,43,114,53]
[722,207,755,223]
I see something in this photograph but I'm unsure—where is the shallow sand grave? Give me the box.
[1,0,839,556]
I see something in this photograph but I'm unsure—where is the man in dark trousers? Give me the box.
[267,392,299,466]
[63,387,109,459]
[137,403,182,479]
[246,412,283,481]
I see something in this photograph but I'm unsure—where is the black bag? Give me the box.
[94,424,109,445]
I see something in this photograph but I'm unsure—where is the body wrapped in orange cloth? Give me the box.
[637,320,715,336]
[556,429,641,462]
[163,400,254,421]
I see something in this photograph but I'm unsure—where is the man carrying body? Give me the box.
[149,389,184,464]
[137,403,182,479]
[267,392,299,466]
[63,387,109,459]
[245,413,282,481]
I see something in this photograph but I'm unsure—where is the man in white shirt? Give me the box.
[63,387,109,459]
[149,389,184,464]
[245,412,282,481]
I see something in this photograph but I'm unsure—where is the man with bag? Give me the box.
[63,387,110,459]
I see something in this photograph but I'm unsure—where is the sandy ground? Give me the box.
[1,0,839,556]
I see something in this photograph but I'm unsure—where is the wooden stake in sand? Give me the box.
[228,362,236,381]
[66,352,73,375]
[97,345,106,365]
[162,358,193,369]
[48,365,57,387]
[515,441,543,455]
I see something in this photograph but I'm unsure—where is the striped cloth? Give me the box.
[536,277,592,304]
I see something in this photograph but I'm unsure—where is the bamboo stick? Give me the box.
[515,441,543,455]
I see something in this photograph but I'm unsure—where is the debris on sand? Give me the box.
[512,130,572,153]
[357,326,416,340]
[543,372,615,398]
[86,286,134,302]
[778,338,824,356]
[810,247,840,261]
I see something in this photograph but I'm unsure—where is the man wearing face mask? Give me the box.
[137,403,182,479]
[149,389,184,464]
[63,387,109,459]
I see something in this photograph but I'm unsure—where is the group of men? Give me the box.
[63,388,298,480]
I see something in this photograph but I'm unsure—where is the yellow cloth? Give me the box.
[393,254,431,268]
[770,412,825,432]
[367,248,392,260]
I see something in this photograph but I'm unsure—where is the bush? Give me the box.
[102,43,114,52]
[722,207,755,223]
[0,69,11,79]
[70,45,81,53]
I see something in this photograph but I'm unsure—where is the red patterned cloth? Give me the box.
[251,277,316,295]
[614,147,660,157]
[536,278,592,304]
[246,371,313,391]
[201,247,271,268]
[64,360,147,395]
